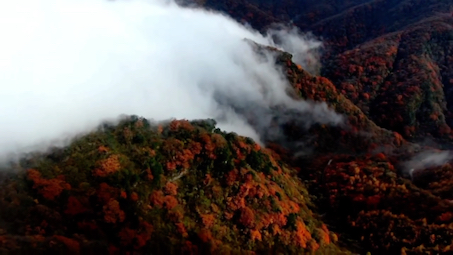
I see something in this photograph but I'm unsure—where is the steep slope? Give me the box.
[323,15,453,144]
[269,46,453,254]
[194,0,453,146]
[272,48,413,155]
[0,117,350,254]
[199,0,453,145]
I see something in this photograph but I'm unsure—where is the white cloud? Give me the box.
[0,0,342,160]
[402,150,453,179]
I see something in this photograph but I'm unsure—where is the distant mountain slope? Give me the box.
[201,0,372,32]
[272,48,413,155]
[201,0,453,54]
[323,15,453,143]
[199,0,453,145]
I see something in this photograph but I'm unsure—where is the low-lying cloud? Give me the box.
[402,150,453,179]
[266,26,323,74]
[0,0,342,161]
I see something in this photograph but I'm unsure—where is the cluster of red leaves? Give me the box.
[103,200,125,224]
[200,134,217,159]
[27,169,71,201]
[163,138,197,171]
[169,120,195,132]
[93,155,122,177]
[149,190,178,210]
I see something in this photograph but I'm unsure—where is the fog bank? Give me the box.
[0,0,342,161]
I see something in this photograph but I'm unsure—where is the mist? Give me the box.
[0,0,343,161]
[402,150,453,179]
[267,26,322,74]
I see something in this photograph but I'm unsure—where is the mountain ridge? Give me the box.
[1,0,453,254]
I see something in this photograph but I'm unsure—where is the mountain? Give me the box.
[323,15,453,145]
[199,0,453,144]
[0,117,350,254]
[2,0,453,254]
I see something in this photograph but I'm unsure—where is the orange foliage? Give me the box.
[163,138,196,170]
[103,200,125,224]
[169,120,194,131]
[224,211,234,220]
[201,214,215,229]
[188,141,202,155]
[145,168,154,181]
[239,207,255,228]
[308,239,320,251]
[319,224,331,245]
[93,155,121,177]
[238,183,251,198]
[150,190,165,208]
[201,134,217,159]
[98,145,109,153]
[255,184,268,199]
[203,174,212,186]
[166,161,177,171]
[228,196,245,211]
[212,185,222,197]
[253,143,261,151]
[175,222,188,237]
[270,213,287,227]
[164,182,178,196]
[212,133,227,148]
[289,201,301,214]
[250,229,262,241]
[393,132,404,146]
[272,224,282,235]
[27,169,70,201]
[293,220,312,248]
[164,195,178,210]
[226,169,239,186]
